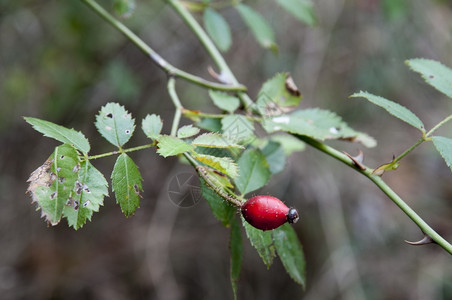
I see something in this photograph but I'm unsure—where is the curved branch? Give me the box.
[296,134,452,255]
[80,0,246,92]
[165,0,255,109]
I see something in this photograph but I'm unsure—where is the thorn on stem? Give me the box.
[343,150,366,170]
[404,233,435,246]
[207,66,232,84]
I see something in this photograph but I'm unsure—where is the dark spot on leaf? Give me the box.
[74,181,83,195]
[72,163,81,173]
[58,177,65,184]
[83,184,91,193]
[133,184,142,198]
[429,75,434,79]
[125,129,131,134]
[106,113,113,118]
[83,201,90,208]
[74,200,79,210]
[60,155,65,160]
[50,192,57,200]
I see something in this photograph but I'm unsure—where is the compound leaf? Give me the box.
[209,90,240,113]
[203,8,232,52]
[262,141,286,174]
[242,216,276,268]
[192,133,244,149]
[432,136,452,173]
[221,115,255,144]
[200,178,235,227]
[63,161,108,230]
[111,153,143,217]
[273,224,306,287]
[351,91,425,132]
[235,149,271,195]
[263,108,377,147]
[257,73,302,117]
[236,3,277,53]
[177,125,200,139]
[157,135,194,157]
[27,144,80,225]
[406,58,452,99]
[142,114,163,140]
[193,153,239,178]
[24,117,90,154]
[95,102,135,147]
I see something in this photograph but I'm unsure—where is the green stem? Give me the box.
[388,113,452,165]
[391,137,425,165]
[87,143,155,160]
[426,114,452,137]
[296,135,452,254]
[166,0,255,110]
[80,0,246,92]
[167,77,183,136]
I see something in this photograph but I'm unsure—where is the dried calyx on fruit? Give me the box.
[241,195,299,231]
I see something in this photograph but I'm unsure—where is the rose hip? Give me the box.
[241,195,299,231]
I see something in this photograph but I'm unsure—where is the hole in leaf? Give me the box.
[72,163,81,173]
[60,155,65,160]
[106,113,113,118]
[74,181,83,195]
[83,184,91,193]
[50,192,57,200]
[58,177,65,184]
[83,200,90,208]
[125,129,131,134]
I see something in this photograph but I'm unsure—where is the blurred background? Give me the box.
[1,0,452,299]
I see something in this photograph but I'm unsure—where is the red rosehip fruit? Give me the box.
[241,195,299,231]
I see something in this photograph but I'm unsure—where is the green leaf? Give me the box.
[257,73,302,116]
[95,102,136,147]
[273,224,306,287]
[236,3,278,53]
[63,161,109,230]
[156,135,194,158]
[142,114,163,140]
[197,117,223,132]
[242,216,276,268]
[262,108,377,147]
[192,133,245,149]
[203,8,232,52]
[262,141,286,174]
[27,144,80,225]
[113,0,136,18]
[406,58,452,99]
[432,136,452,173]
[193,153,239,178]
[208,90,240,113]
[351,91,425,132]
[177,125,200,139]
[270,134,306,155]
[111,153,143,217]
[24,117,90,154]
[221,115,255,144]
[230,217,243,299]
[235,149,271,195]
[201,179,235,227]
[277,0,317,26]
